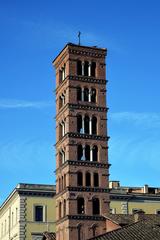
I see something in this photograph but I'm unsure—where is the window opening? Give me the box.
[91,88,96,103]
[94,173,99,187]
[35,206,43,222]
[85,145,90,161]
[86,172,91,186]
[84,88,89,101]
[77,61,82,75]
[93,145,98,162]
[91,62,96,77]
[77,198,85,214]
[77,115,82,133]
[93,198,100,215]
[84,115,89,134]
[77,172,83,186]
[77,87,82,101]
[92,116,97,135]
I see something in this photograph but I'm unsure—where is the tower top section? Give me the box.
[53,42,107,67]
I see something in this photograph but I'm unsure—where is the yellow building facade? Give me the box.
[110,181,160,215]
[0,183,56,240]
[1,181,160,239]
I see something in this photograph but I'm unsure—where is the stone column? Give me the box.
[89,116,92,135]
[88,61,92,77]
[82,61,85,76]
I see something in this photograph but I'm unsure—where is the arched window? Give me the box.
[77,145,83,160]
[86,172,91,186]
[77,87,82,101]
[84,115,89,134]
[63,199,66,217]
[84,61,89,76]
[84,88,89,102]
[64,174,66,188]
[92,116,97,135]
[91,88,96,103]
[93,198,100,215]
[59,178,61,192]
[59,202,62,219]
[77,197,85,214]
[85,145,90,161]
[77,60,82,75]
[92,225,97,237]
[77,172,83,186]
[93,146,98,162]
[60,150,65,164]
[94,173,99,187]
[91,62,96,77]
[62,176,64,190]
[78,225,82,240]
[77,115,82,133]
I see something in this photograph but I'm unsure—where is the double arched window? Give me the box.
[77,60,96,77]
[77,145,98,162]
[77,115,97,135]
[77,87,96,103]
[77,171,99,187]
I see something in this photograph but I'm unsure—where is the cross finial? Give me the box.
[78,31,81,45]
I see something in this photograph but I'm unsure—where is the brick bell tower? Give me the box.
[53,43,110,240]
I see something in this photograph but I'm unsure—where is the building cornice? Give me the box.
[55,160,110,173]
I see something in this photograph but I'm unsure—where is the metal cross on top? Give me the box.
[78,31,81,45]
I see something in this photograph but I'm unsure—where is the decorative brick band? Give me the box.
[55,160,110,173]
[68,75,107,84]
[67,186,109,193]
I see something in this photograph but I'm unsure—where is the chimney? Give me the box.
[143,184,148,193]
[109,181,120,189]
[133,210,145,222]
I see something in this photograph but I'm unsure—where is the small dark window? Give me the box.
[59,202,62,219]
[64,199,66,216]
[77,61,82,75]
[84,115,89,134]
[85,145,90,161]
[78,225,82,240]
[93,145,98,162]
[84,88,89,101]
[77,115,82,133]
[77,172,83,186]
[91,62,96,77]
[91,88,96,103]
[94,173,99,187]
[92,116,97,135]
[86,172,91,186]
[78,145,83,160]
[93,198,100,215]
[77,87,82,101]
[77,198,85,214]
[35,206,43,222]
[84,61,89,76]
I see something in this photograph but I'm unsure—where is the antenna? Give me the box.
[78,31,81,45]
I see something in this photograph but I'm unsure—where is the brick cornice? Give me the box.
[55,132,109,147]
[56,214,105,225]
[55,160,110,173]
[55,75,108,93]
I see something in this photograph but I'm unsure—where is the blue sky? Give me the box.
[1,0,160,204]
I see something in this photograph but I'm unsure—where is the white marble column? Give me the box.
[82,61,85,76]
[88,61,92,77]
[81,87,84,101]
[82,115,85,134]
[89,89,91,102]
[82,145,85,161]
[89,116,92,135]
[90,146,93,162]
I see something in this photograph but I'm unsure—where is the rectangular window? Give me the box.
[35,206,43,222]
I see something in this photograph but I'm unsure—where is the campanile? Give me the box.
[53,43,110,240]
